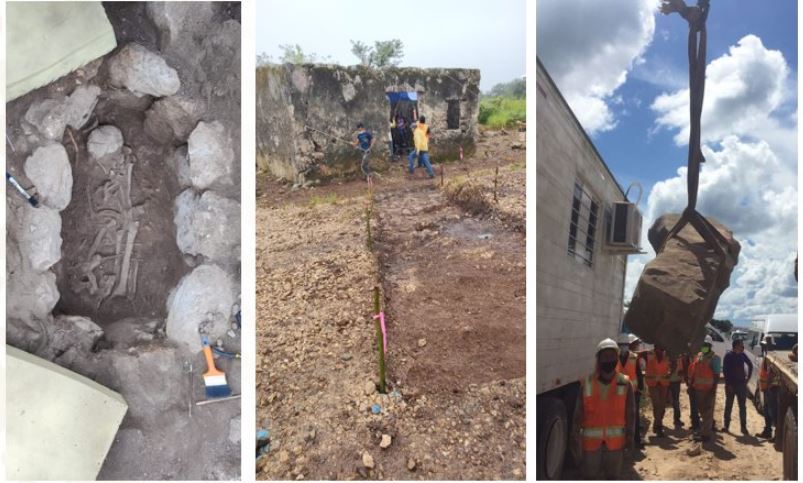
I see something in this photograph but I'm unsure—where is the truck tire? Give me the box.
[537,397,568,480]
[754,386,764,414]
[782,407,797,480]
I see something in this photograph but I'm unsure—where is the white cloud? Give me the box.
[651,35,790,145]
[536,0,660,134]
[628,34,798,323]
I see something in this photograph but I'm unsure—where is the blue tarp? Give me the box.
[385,91,417,102]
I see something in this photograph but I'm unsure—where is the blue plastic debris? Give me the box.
[371,404,381,414]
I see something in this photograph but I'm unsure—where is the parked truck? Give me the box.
[764,351,797,480]
[536,58,642,479]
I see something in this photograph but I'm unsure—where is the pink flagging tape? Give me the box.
[374,311,387,353]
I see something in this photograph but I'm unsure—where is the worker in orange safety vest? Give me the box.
[639,343,671,437]
[572,338,636,479]
[688,335,721,442]
[616,333,645,449]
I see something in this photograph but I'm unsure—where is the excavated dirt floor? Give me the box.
[257,129,527,480]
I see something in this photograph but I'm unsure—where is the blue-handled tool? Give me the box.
[6,172,39,207]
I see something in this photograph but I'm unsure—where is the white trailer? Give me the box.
[536,58,641,479]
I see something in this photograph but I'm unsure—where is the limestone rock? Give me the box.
[108,43,180,97]
[65,85,102,129]
[6,237,58,317]
[380,434,392,449]
[15,203,62,272]
[37,315,104,361]
[168,146,192,189]
[147,2,217,51]
[144,96,204,144]
[624,214,740,354]
[24,99,67,141]
[188,121,235,190]
[101,346,186,424]
[24,144,72,210]
[22,85,100,141]
[362,452,374,469]
[166,264,236,350]
[174,189,241,265]
[88,125,124,160]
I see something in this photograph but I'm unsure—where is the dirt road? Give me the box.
[563,384,783,480]
[256,129,526,479]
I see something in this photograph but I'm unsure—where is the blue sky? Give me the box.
[255,0,525,91]
[538,0,798,325]
[596,0,797,190]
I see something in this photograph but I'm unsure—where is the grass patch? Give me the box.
[479,97,526,129]
[308,193,338,207]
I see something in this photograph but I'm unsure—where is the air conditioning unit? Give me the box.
[606,201,642,253]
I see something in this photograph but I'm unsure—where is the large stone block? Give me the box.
[165,264,236,350]
[15,203,62,272]
[187,121,235,190]
[108,43,180,97]
[24,144,73,210]
[624,214,741,354]
[174,189,240,265]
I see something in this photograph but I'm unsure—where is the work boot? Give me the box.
[756,428,773,439]
[655,427,665,438]
[674,420,683,429]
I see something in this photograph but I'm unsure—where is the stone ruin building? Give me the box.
[256,63,481,184]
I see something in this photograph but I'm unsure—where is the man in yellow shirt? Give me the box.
[407,115,435,178]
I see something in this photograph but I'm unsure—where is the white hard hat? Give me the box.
[628,334,640,344]
[597,338,620,353]
[704,335,713,344]
[616,333,631,345]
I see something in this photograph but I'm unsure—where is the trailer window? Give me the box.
[567,181,599,267]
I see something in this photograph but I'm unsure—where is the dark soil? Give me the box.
[56,86,187,322]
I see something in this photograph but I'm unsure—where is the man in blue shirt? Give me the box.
[722,338,753,434]
[354,123,374,180]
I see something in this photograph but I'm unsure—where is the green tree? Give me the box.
[256,52,273,67]
[487,77,526,99]
[350,39,404,68]
[350,40,372,66]
[371,39,404,67]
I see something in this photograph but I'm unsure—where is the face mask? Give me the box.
[701,346,710,354]
[599,360,617,374]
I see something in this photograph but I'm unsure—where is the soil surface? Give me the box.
[256,129,526,480]
[562,385,784,480]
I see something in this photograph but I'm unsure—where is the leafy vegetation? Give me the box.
[257,44,331,67]
[479,97,526,129]
[350,39,404,68]
[478,78,526,129]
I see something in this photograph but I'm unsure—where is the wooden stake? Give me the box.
[374,286,386,394]
[494,165,499,203]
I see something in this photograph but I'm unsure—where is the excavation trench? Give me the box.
[56,94,186,323]
[5,3,242,479]
[373,181,526,394]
